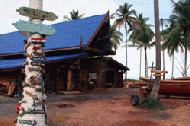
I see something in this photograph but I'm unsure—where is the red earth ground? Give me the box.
[0,88,189,126]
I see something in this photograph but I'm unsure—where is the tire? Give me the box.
[131,95,140,106]
[166,94,170,98]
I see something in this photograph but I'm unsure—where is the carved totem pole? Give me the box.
[13,0,57,125]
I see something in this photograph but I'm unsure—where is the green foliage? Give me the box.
[162,0,190,76]
[138,97,165,110]
[163,0,190,54]
[129,14,154,49]
[113,3,137,32]
[64,10,84,21]
[110,26,123,49]
[129,14,154,77]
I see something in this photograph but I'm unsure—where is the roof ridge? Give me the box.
[52,13,106,26]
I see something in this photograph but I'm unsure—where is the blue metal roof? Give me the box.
[0,53,86,69]
[0,14,106,55]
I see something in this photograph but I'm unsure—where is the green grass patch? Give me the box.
[138,97,165,110]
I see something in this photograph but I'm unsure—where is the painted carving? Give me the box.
[16,7,58,21]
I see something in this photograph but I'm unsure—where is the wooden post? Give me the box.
[67,69,72,91]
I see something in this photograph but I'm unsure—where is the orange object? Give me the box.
[153,73,163,76]
[151,70,168,74]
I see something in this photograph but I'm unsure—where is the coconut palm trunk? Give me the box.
[184,41,188,77]
[150,0,161,99]
[144,47,148,77]
[16,0,47,126]
[139,47,142,79]
[124,22,128,80]
[162,49,165,79]
[171,53,174,78]
[160,18,166,80]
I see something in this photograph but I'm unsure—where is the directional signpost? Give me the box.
[13,0,57,126]
[13,20,55,35]
[16,7,58,21]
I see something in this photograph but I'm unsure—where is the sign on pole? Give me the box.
[13,20,55,35]
[17,7,58,21]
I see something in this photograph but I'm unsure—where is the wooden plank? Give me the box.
[16,7,58,21]
[153,73,163,76]
[151,70,168,74]
[12,20,55,35]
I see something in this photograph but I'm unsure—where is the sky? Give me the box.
[0,0,189,79]
[0,0,173,33]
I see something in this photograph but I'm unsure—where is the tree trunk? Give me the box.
[171,53,174,79]
[124,22,128,80]
[184,42,188,77]
[162,49,165,80]
[160,18,165,80]
[139,47,142,79]
[150,0,161,99]
[145,47,148,78]
[16,0,47,126]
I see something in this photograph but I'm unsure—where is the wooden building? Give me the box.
[0,12,128,94]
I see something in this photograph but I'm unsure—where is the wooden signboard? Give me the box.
[31,41,45,47]
[19,119,36,125]
[31,61,45,67]
[32,101,42,107]
[31,56,46,61]
[12,20,55,35]
[151,70,168,74]
[16,7,58,21]
[32,52,45,57]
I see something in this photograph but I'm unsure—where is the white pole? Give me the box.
[16,0,47,125]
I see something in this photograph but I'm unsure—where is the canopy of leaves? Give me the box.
[112,3,137,32]
[129,14,154,49]
[162,0,190,56]
[64,10,84,20]
[110,26,123,49]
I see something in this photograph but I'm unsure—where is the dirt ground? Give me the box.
[0,88,190,126]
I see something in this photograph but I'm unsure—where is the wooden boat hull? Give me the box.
[140,77,190,96]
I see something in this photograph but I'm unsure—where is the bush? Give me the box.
[138,97,165,110]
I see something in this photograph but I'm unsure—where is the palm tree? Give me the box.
[160,19,166,80]
[129,14,154,78]
[161,17,183,78]
[64,10,84,20]
[170,0,190,77]
[149,0,161,99]
[110,26,123,50]
[112,3,137,79]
